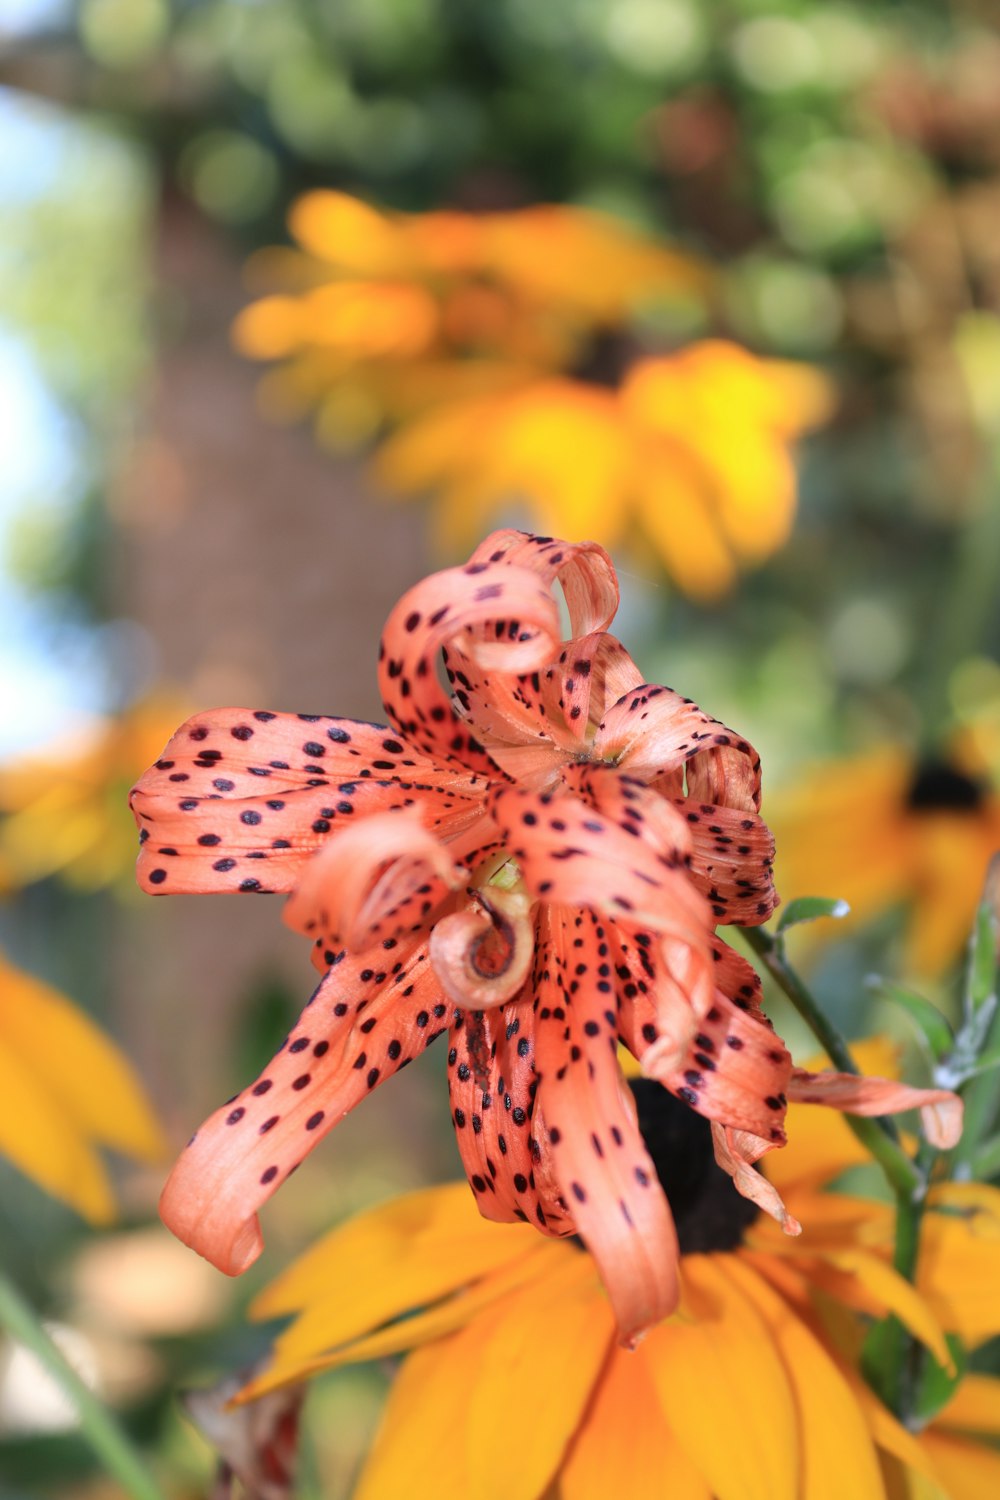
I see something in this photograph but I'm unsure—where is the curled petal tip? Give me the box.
[429,888,534,1008]
[920,1096,963,1150]
[159,1144,265,1277]
[787,1067,963,1149]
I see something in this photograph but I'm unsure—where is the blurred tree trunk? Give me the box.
[112,194,432,1147]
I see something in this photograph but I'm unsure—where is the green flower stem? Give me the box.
[740,925,922,1199]
[0,1267,166,1500]
[949,990,1000,1175]
[952,1059,1000,1176]
[878,1142,936,1423]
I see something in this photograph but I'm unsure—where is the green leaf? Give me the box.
[867,977,955,1062]
[969,1131,1000,1179]
[776,895,850,934]
[861,1316,902,1411]
[963,859,1000,1019]
[862,1320,965,1423]
[912,1333,967,1425]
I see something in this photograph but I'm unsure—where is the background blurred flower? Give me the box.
[234,191,831,596]
[0,694,191,896]
[770,724,1000,974]
[0,952,165,1222]
[375,341,832,595]
[234,190,709,389]
[233,1071,967,1500]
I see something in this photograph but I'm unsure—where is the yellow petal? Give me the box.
[0,957,165,1163]
[289,191,410,276]
[919,1193,1000,1346]
[918,1430,1000,1500]
[904,818,997,976]
[0,1032,115,1222]
[250,1183,532,1319]
[560,1344,710,1500]
[937,1375,1000,1437]
[463,1269,614,1500]
[765,1100,873,1194]
[374,397,490,496]
[846,1374,939,1482]
[927,1181,1000,1220]
[353,1322,481,1500]
[239,1243,573,1402]
[643,1253,800,1500]
[812,1250,953,1372]
[725,1257,884,1500]
[632,448,737,600]
[263,1229,542,1370]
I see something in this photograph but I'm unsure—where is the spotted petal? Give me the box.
[712,1124,801,1235]
[377,558,563,773]
[674,799,777,925]
[490,784,714,966]
[595,687,762,813]
[786,1068,963,1149]
[446,999,575,1239]
[159,937,452,1273]
[463,529,619,637]
[283,808,471,956]
[534,907,681,1345]
[131,709,476,895]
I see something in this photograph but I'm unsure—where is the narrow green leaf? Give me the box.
[912,1334,967,1425]
[861,1316,901,1411]
[867,977,954,1062]
[776,895,850,934]
[963,857,1000,1018]
[862,1320,965,1425]
[969,1131,1000,1179]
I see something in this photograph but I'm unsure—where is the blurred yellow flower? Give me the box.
[375,343,832,596]
[235,189,708,381]
[0,952,166,1222]
[235,191,832,596]
[771,727,1000,974]
[233,1060,990,1500]
[0,695,191,895]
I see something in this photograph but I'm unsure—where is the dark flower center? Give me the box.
[630,1078,760,1253]
[571,328,636,389]
[904,759,985,814]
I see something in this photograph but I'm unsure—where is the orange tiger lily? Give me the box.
[130,533,958,1344]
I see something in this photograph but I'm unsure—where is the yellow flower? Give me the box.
[770,727,1000,973]
[0,694,191,894]
[0,952,166,1221]
[233,1062,988,1500]
[234,191,831,596]
[235,190,707,380]
[374,343,831,596]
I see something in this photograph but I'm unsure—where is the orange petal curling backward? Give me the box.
[377,560,560,774]
[283,808,462,953]
[712,1124,802,1236]
[595,683,763,815]
[429,888,535,1009]
[159,936,448,1274]
[786,1069,963,1150]
[490,782,715,959]
[462,529,619,638]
